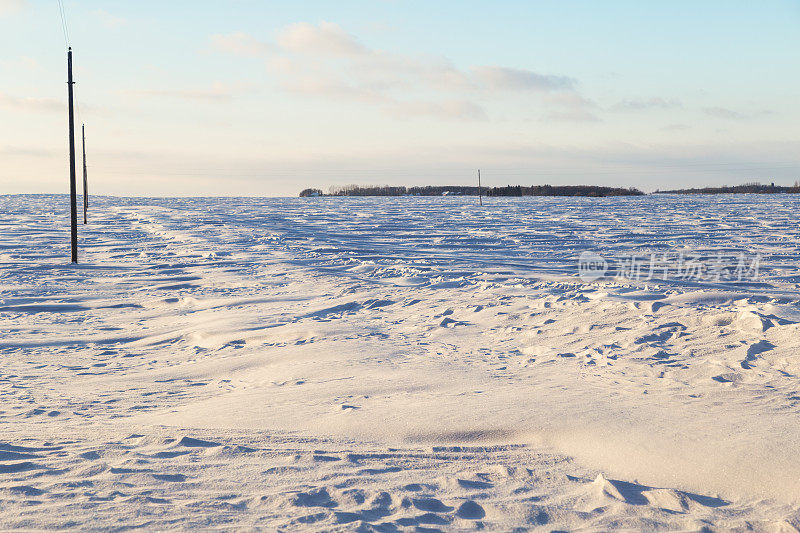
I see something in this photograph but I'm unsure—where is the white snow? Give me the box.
[1,193,800,530]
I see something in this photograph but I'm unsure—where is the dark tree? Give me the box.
[299,188,323,197]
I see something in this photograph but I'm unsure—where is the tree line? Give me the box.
[655,182,800,194]
[485,185,643,197]
[300,184,644,197]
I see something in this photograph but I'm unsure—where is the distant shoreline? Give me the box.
[301,183,800,198]
[655,183,800,195]
[300,185,644,198]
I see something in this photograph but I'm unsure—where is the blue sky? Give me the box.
[1,0,798,196]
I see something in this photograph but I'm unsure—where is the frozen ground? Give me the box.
[1,194,800,531]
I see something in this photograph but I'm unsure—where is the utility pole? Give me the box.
[478,169,482,206]
[82,124,88,224]
[67,48,78,262]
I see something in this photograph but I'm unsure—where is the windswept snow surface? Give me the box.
[2,194,800,531]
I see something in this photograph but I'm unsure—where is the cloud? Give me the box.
[542,92,600,122]
[390,100,488,121]
[135,82,238,102]
[268,53,488,120]
[0,0,27,16]
[546,110,601,123]
[0,92,61,112]
[260,21,587,122]
[703,106,772,120]
[210,32,270,57]
[611,98,682,112]
[93,9,125,29]
[0,144,57,157]
[274,72,385,103]
[0,55,40,71]
[662,123,690,131]
[472,66,575,92]
[269,62,486,121]
[276,21,365,55]
[545,92,596,110]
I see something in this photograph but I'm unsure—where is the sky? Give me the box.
[1,0,798,196]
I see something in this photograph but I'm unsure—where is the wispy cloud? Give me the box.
[662,123,690,131]
[0,55,40,71]
[93,9,125,29]
[276,21,366,55]
[543,92,599,122]
[472,66,575,92]
[611,98,682,112]
[0,144,57,157]
[703,106,772,120]
[210,32,270,57]
[546,110,601,123]
[224,21,590,121]
[0,92,60,112]
[390,100,488,121]
[0,0,28,16]
[268,57,488,120]
[135,82,239,102]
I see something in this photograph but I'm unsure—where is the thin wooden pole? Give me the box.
[67,48,78,263]
[478,169,482,206]
[82,124,88,224]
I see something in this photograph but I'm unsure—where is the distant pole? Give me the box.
[82,124,88,224]
[67,48,78,263]
[478,169,482,206]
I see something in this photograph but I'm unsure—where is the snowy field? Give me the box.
[2,193,800,531]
